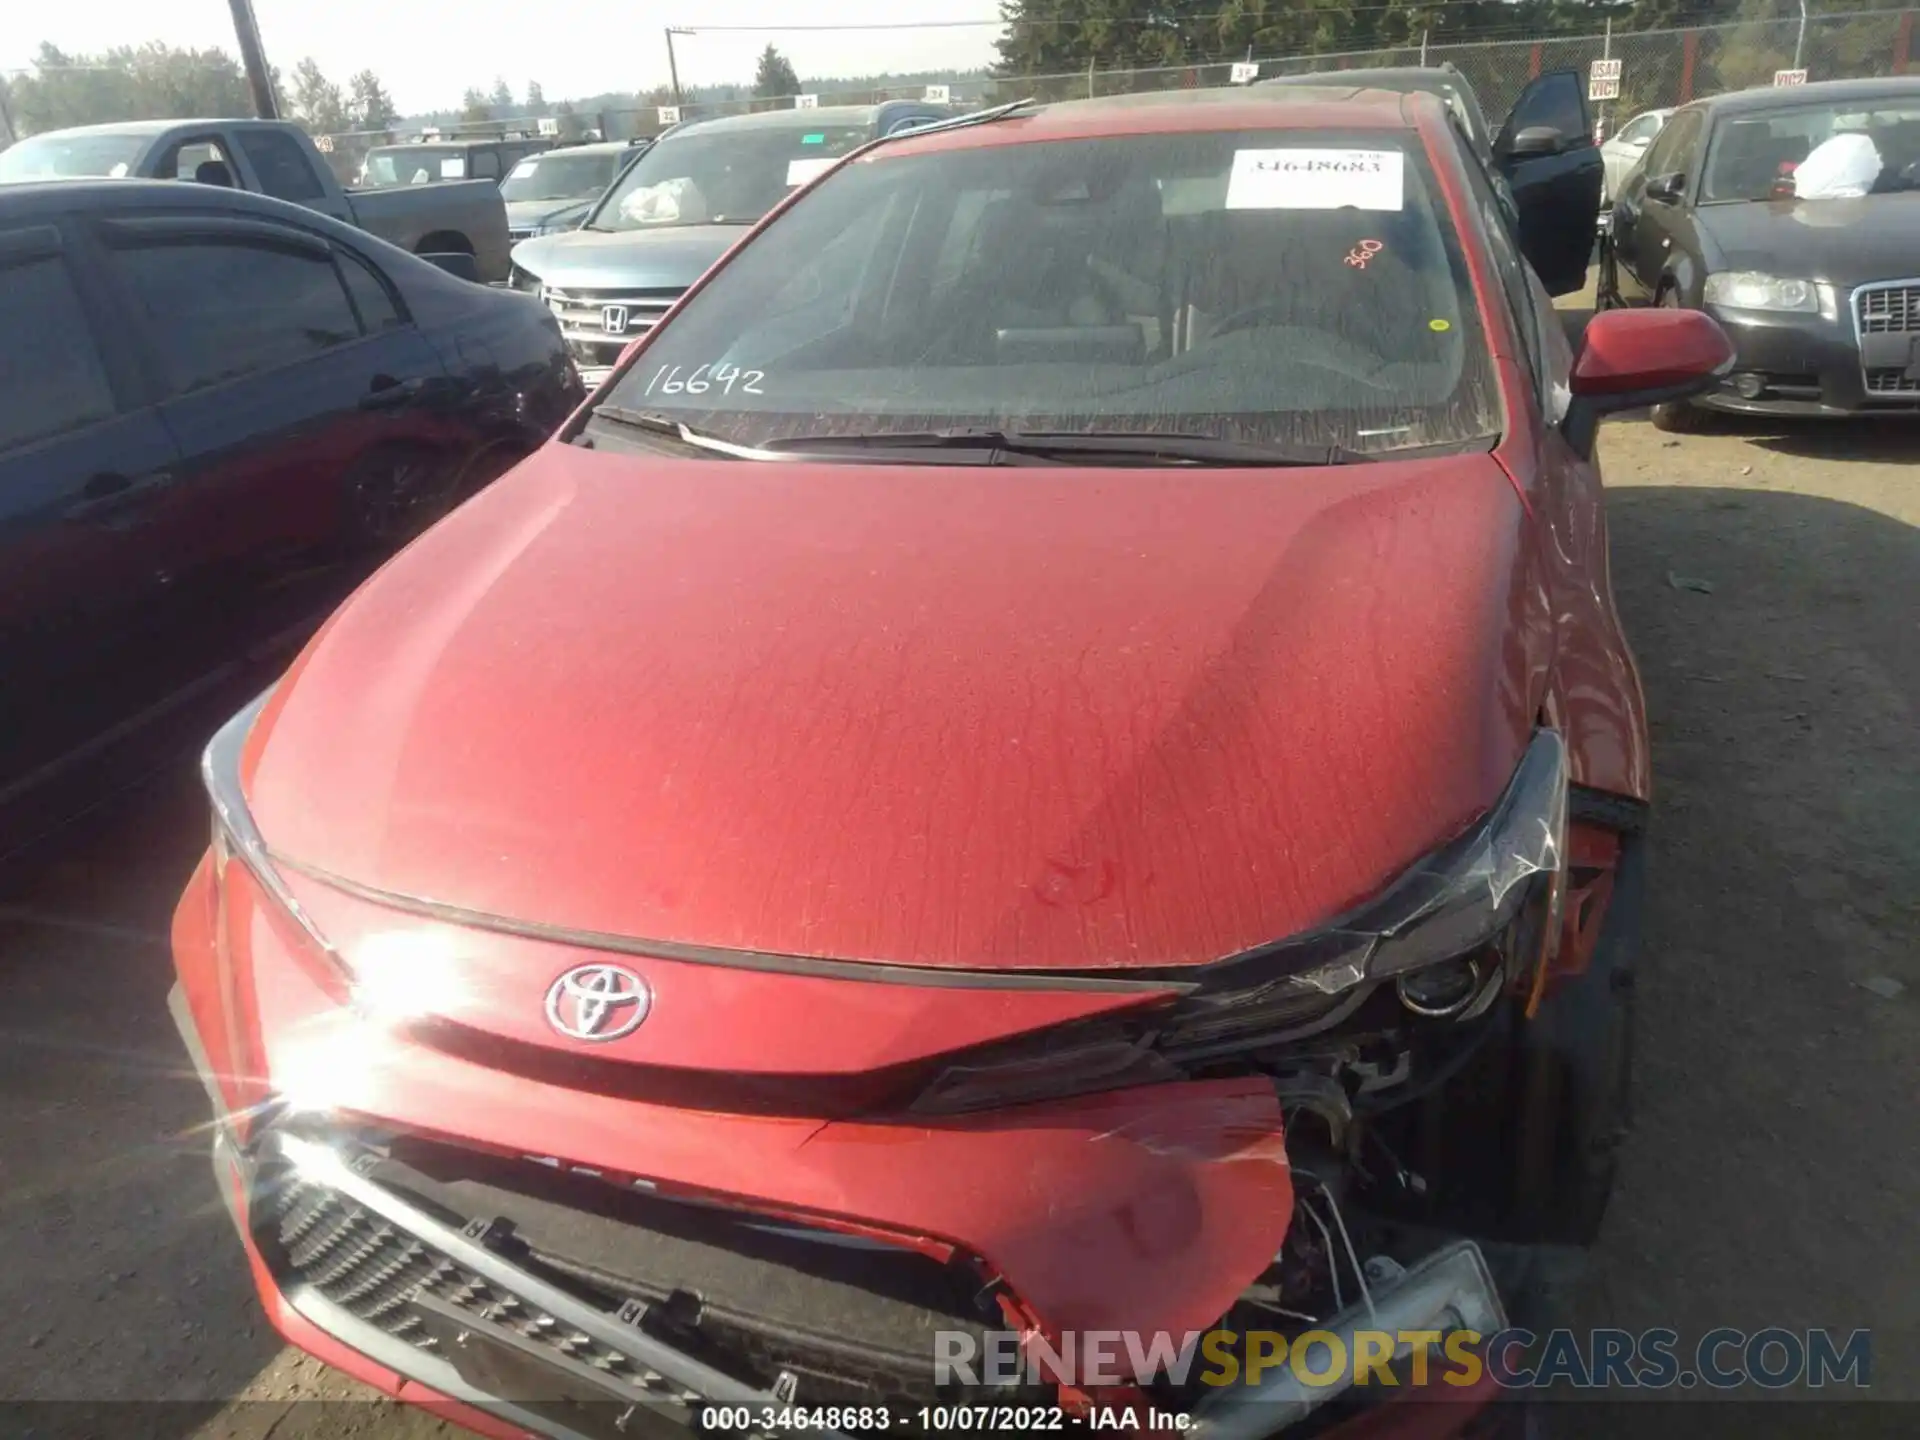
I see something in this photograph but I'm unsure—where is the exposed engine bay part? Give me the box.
[1189,1241,1507,1440]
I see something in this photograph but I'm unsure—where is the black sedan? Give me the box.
[1602,76,1920,428]
[0,180,581,851]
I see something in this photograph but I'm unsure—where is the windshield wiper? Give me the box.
[759,428,1365,466]
[586,406,799,460]
[584,415,1371,468]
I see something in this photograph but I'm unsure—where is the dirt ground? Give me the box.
[0,322,1914,1437]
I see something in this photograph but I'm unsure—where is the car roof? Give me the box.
[15,118,301,140]
[1691,75,1920,117]
[540,141,635,155]
[374,136,547,149]
[883,86,1424,156]
[1264,64,1468,90]
[0,177,348,226]
[671,104,904,137]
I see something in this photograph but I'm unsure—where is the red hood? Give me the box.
[248,443,1534,972]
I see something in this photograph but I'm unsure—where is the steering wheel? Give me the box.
[1201,307,1396,382]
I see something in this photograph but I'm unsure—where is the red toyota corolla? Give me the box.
[171,88,1732,1440]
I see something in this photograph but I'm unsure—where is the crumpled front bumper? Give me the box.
[170,830,1510,1440]
[175,983,1511,1440]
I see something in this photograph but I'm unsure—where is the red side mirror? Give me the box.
[1571,307,1735,399]
[1562,307,1735,457]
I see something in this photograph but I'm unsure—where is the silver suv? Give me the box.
[507,101,958,382]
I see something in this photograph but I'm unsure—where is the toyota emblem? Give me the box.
[545,964,651,1041]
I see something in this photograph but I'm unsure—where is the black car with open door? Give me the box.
[1265,64,1604,296]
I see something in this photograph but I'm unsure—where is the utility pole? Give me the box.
[1601,18,1612,140]
[226,0,279,119]
[1793,0,1809,70]
[0,75,17,146]
[665,28,685,109]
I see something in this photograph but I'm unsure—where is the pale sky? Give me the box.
[2,1,1010,115]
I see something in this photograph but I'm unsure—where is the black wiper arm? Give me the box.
[586,406,800,461]
[1007,429,1363,466]
[763,427,1360,466]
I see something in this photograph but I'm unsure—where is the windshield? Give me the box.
[590,124,872,230]
[360,146,472,187]
[502,150,622,202]
[0,132,150,183]
[597,129,1499,457]
[1702,99,1920,200]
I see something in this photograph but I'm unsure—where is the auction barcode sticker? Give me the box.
[1225,148,1405,211]
[786,156,837,186]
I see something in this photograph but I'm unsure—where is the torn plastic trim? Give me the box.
[1187,1240,1507,1440]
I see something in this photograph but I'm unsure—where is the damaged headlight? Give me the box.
[1157,727,1567,1057]
[912,730,1568,1113]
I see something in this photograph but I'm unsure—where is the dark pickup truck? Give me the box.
[0,118,512,282]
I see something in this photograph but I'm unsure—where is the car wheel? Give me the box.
[1509,833,1644,1246]
[1594,236,1623,311]
[1648,288,1707,432]
[342,443,460,551]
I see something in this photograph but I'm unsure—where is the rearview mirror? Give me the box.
[421,250,482,283]
[1508,125,1567,158]
[1561,308,1734,456]
[1645,172,1685,203]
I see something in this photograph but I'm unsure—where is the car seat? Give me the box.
[1180,205,1445,366]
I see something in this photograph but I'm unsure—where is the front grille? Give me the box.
[268,1170,702,1403]
[509,227,537,242]
[255,1130,1013,1418]
[1857,284,1920,334]
[1865,368,1920,395]
[542,285,684,362]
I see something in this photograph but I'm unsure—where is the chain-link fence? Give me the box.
[541,9,1914,140]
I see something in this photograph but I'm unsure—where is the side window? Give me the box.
[238,129,325,203]
[1616,113,1661,147]
[1643,111,1701,181]
[164,137,241,187]
[335,247,405,331]
[0,247,116,453]
[1453,134,1545,394]
[110,236,363,394]
[886,115,933,137]
[470,151,501,181]
[1500,72,1589,153]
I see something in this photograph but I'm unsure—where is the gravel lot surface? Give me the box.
[1,309,1913,1437]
